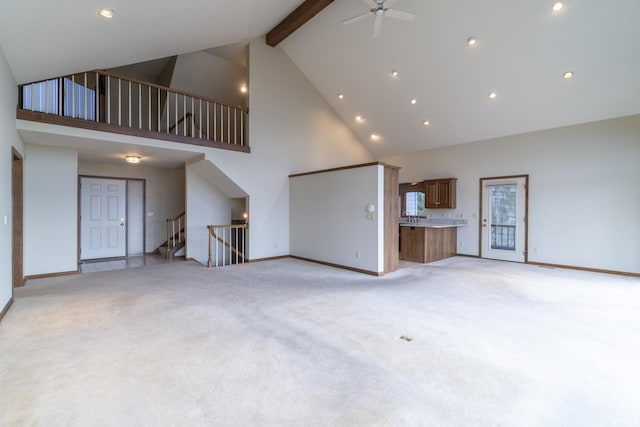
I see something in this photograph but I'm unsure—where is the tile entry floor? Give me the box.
[79,254,183,274]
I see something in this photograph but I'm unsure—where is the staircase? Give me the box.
[157,212,186,260]
[157,239,185,260]
[208,224,248,267]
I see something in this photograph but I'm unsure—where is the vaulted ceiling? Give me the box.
[2,0,639,158]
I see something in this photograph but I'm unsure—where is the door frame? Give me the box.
[126,179,146,256]
[78,175,146,262]
[478,175,529,262]
[12,147,24,289]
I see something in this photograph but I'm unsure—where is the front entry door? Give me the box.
[80,177,127,260]
[481,176,527,263]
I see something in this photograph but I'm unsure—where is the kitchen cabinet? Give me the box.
[400,226,425,262]
[425,178,457,209]
[400,225,457,263]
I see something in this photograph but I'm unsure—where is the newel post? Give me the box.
[207,226,213,268]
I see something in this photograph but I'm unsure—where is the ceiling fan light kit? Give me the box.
[343,0,416,38]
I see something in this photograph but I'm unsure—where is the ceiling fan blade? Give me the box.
[372,14,383,38]
[384,9,416,21]
[362,0,378,9]
[343,12,372,26]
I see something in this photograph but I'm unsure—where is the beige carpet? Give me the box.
[1,257,639,426]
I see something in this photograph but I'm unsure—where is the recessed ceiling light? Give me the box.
[552,2,563,12]
[99,8,114,18]
[410,98,417,105]
[563,70,574,79]
[370,134,380,141]
[338,94,344,100]
[391,69,399,77]
[356,115,364,122]
[423,120,430,126]
[240,84,248,94]
[489,92,497,99]
[467,37,477,46]
[125,155,141,164]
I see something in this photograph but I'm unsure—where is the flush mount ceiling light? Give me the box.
[423,120,430,126]
[338,93,344,100]
[125,155,141,164]
[99,8,114,18]
[410,98,417,105]
[240,84,248,94]
[563,70,574,79]
[356,115,364,122]
[391,69,399,77]
[489,92,497,99]
[370,133,380,141]
[467,36,477,46]
[552,1,564,12]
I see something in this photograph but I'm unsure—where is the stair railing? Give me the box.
[18,70,247,148]
[168,112,208,139]
[167,212,186,252]
[207,224,248,267]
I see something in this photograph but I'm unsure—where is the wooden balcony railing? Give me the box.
[17,70,249,152]
[208,224,248,267]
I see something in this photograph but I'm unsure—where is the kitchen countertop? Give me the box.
[399,219,467,228]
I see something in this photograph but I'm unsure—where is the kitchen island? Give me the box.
[399,220,466,263]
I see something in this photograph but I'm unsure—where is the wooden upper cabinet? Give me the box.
[424,178,457,209]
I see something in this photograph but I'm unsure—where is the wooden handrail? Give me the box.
[166,212,186,255]
[167,211,186,223]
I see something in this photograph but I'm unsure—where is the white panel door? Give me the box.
[481,177,527,263]
[80,177,127,260]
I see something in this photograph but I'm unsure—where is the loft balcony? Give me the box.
[17,70,249,153]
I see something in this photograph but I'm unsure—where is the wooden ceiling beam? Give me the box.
[266,0,335,47]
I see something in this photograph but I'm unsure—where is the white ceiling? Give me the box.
[2,0,640,160]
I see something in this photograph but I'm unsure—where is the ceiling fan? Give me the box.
[343,0,416,38]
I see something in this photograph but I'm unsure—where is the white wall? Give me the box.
[383,115,640,274]
[14,36,373,271]
[0,45,24,310]
[290,164,384,273]
[78,161,185,252]
[196,37,374,260]
[170,51,246,108]
[185,165,233,265]
[24,144,77,276]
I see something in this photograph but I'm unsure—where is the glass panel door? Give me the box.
[481,177,527,262]
[490,185,517,251]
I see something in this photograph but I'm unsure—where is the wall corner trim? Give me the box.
[289,161,400,178]
[0,298,14,323]
[527,262,640,278]
[24,270,78,283]
[290,255,383,276]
